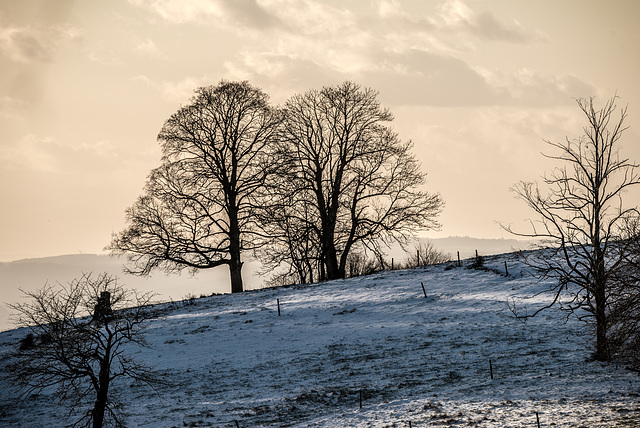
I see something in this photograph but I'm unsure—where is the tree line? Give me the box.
[107,80,444,293]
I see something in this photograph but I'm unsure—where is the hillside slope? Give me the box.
[1,253,638,427]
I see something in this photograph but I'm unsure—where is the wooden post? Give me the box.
[391,258,394,270]
[359,389,363,409]
[457,251,461,267]
[417,250,420,266]
[277,298,281,316]
[504,261,509,276]
[475,249,478,258]
[235,421,240,428]
[489,359,494,380]
[421,282,427,298]
[536,412,541,428]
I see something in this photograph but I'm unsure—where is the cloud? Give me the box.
[0,134,133,179]
[372,0,544,56]
[225,0,280,28]
[469,11,536,43]
[133,74,218,102]
[436,0,543,44]
[363,49,503,107]
[225,45,595,109]
[0,24,81,63]
[0,96,28,120]
[129,0,584,109]
[128,0,220,24]
[476,67,597,107]
[262,0,358,36]
[129,0,279,28]
[133,37,164,58]
[0,134,58,172]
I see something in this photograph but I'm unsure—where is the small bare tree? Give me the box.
[404,240,451,268]
[506,95,640,361]
[7,273,162,428]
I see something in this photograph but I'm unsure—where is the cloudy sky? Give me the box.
[1,0,639,261]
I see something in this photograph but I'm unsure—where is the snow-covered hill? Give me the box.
[1,253,638,427]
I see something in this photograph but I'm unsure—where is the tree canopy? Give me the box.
[109,81,282,293]
[260,81,443,281]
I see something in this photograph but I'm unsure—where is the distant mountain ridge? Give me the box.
[427,236,531,259]
[0,254,244,332]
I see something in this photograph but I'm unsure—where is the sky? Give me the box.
[1,0,639,262]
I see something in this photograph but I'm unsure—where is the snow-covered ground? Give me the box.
[1,253,639,427]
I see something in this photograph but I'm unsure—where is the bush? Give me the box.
[18,333,35,351]
[346,252,380,278]
[404,241,451,268]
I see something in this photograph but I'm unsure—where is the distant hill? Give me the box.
[0,237,530,332]
[0,254,261,332]
[428,236,532,259]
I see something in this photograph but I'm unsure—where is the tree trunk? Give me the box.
[92,356,110,428]
[229,258,243,294]
[594,281,609,361]
[592,188,609,361]
[228,226,243,293]
[324,241,342,280]
[228,198,244,293]
[319,253,326,281]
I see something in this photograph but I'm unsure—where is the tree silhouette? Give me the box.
[268,81,443,281]
[507,95,639,361]
[109,81,281,293]
[8,273,162,428]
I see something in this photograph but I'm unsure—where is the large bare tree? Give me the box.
[7,273,161,428]
[108,81,281,293]
[506,96,639,361]
[268,81,443,281]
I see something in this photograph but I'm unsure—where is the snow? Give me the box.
[1,252,639,427]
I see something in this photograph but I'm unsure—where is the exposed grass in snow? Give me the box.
[1,253,639,427]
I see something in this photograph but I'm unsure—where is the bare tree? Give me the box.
[7,273,162,428]
[404,240,451,268]
[108,81,282,293]
[506,95,639,361]
[270,81,443,281]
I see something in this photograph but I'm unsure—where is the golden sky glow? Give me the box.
[1,0,639,260]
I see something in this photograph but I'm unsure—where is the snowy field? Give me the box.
[1,253,639,427]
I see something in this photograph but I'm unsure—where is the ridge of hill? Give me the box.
[0,252,638,427]
[0,237,529,332]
